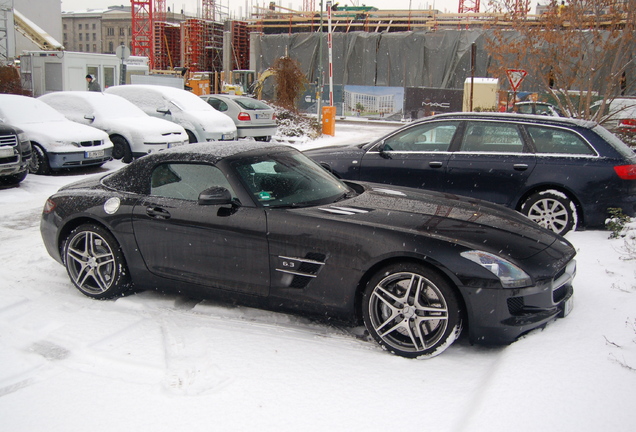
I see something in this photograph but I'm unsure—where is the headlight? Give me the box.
[460,250,532,288]
[18,132,29,144]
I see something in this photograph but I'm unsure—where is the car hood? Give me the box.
[98,116,186,139]
[15,119,108,142]
[182,110,237,133]
[301,182,569,261]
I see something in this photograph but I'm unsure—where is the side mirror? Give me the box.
[157,107,171,115]
[84,114,95,122]
[198,187,233,206]
[378,141,392,159]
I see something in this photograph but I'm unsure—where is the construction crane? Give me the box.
[13,8,63,51]
[131,0,154,69]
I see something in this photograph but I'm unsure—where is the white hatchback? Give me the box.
[39,92,189,163]
[0,94,113,175]
[105,85,237,143]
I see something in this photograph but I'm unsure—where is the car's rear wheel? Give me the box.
[28,144,51,175]
[255,136,271,142]
[362,263,462,358]
[63,224,132,299]
[521,190,577,235]
[110,136,133,163]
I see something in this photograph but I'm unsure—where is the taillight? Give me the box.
[237,112,251,121]
[614,165,636,180]
[43,198,57,214]
[272,113,277,120]
[618,118,636,132]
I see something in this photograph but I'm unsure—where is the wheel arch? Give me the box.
[56,216,128,265]
[353,255,468,326]
[516,184,585,227]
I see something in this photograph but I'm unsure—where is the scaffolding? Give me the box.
[182,19,205,72]
[0,0,14,63]
[231,21,249,70]
[131,0,154,69]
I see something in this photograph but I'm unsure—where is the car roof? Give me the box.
[429,111,597,129]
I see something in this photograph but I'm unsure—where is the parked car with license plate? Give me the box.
[105,85,237,143]
[305,112,636,235]
[510,101,565,117]
[0,94,112,175]
[590,97,636,147]
[0,123,31,185]
[41,142,575,358]
[200,94,277,142]
[39,91,189,163]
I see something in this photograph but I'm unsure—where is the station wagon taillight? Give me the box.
[614,164,636,180]
[618,118,636,132]
[237,112,251,121]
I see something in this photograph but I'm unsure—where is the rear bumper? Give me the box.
[237,125,278,139]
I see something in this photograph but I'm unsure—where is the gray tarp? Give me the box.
[251,29,635,95]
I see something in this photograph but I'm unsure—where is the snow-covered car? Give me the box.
[590,97,636,146]
[200,94,277,142]
[0,123,31,185]
[0,94,113,175]
[40,142,576,358]
[105,85,237,143]
[39,92,189,163]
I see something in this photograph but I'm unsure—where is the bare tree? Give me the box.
[486,0,636,120]
[271,56,308,112]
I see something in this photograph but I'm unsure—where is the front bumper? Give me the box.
[48,149,113,169]
[462,259,576,345]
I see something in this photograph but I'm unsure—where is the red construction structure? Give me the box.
[458,0,480,13]
[131,0,154,69]
[182,19,205,72]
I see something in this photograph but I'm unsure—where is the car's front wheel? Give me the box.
[362,263,462,358]
[520,190,577,235]
[63,224,132,299]
[28,144,51,175]
[110,136,133,163]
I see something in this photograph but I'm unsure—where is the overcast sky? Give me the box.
[60,0,523,18]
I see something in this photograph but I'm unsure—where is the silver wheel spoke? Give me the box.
[66,230,117,295]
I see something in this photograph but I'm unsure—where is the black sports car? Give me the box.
[41,142,576,358]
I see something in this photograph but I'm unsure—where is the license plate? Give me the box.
[85,150,104,158]
[561,296,573,317]
[222,134,233,140]
[0,147,14,158]
[168,141,187,148]
[256,113,269,119]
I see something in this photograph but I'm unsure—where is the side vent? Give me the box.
[276,253,326,289]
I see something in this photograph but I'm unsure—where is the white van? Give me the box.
[39,92,188,163]
[105,85,237,143]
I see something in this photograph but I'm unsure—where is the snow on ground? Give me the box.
[1,122,635,431]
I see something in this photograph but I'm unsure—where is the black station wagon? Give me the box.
[305,113,636,235]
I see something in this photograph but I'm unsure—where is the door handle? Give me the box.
[429,161,443,168]
[146,207,171,220]
[513,164,529,171]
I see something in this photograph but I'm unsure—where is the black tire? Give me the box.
[63,223,132,299]
[0,170,27,185]
[28,144,51,175]
[362,263,462,358]
[254,136,271,142]
[186,130,197,143]
[111,136,133,163]
[520,190,577,236]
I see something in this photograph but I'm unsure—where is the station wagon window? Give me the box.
[150,163,235,201]
[383,121,459,152]
[206,97,228,112]
[527,126,595,155]
[460,122,524,153]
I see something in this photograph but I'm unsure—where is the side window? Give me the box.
[461,122,524,153]
[206,98,228,112]
[150,163,235,201]
[383,121,459,152]
[527,126,596,155]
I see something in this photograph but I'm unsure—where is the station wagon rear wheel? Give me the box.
[362,263,462,358]
[63,224,132,299]
[521,191,576,236]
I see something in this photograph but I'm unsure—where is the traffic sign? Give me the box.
[506,69,528,91]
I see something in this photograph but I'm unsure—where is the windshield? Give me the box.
[0,98,67,124]
[231,150,352,208]
[94,96,147,119]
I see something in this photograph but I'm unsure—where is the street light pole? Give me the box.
[317,0,324,122]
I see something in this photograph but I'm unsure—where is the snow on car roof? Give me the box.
[109,84,215,111]
[0,94,67,124]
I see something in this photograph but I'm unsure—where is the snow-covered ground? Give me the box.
[1,123,635,431]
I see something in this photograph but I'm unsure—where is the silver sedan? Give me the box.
[200,94,277,142]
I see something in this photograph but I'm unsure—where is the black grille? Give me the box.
[553,285,567,303]
[507,297,525,315]
[79,140,102,147]
[0,133,18,146]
